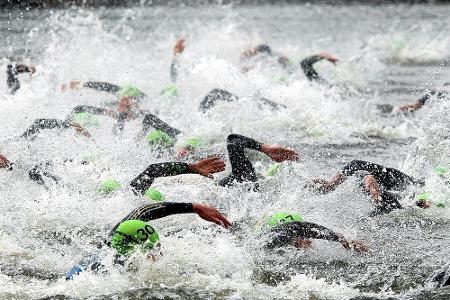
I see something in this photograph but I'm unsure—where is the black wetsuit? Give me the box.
[81,81,147,99]
[199,88,286,113]
[300,55,326,83]
[130,162,190,195]
[219,134,262,187]
[170,56,180,83]
[109,202,194,235]
[341,160,423,214]
[21,119,72,140]
[263,221,341,249]
[377,90,447,113]
[7,64,33,94]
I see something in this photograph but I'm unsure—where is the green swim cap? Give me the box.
[160,84,179,97]
[144,188,164,202]
[416,192,429,201]
[97,179,121,195]
[266,163,280,177]
[183,137,202,149]
[434,166,449,176]
[73,112,99,128]
[111,220,160,256]
[435,201,446,208]
[267,212,304,228]
[146,130,174,147]
[119,85,141,98]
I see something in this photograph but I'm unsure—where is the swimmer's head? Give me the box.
[111,220,160,256]
[160,84,179,97]
[416,192,431,208]
[73,112,100,128]
[144,188,164,202]
[183,137,202,150]
[434,166,449,176]
[146,130,175,147]
[267,212,304,228]
[118,85,141,98]
[97,179,121,195]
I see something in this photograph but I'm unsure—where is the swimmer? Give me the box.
[309,160,425,215]
[6,63,36,94]
[219,134,299,188]
[300,52,338,83]
[66,201,231,279]
[130,156,225,195]
[262,212,368,252]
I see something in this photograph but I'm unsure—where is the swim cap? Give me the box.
[435,200,446,208]
[119,85,141,98]
[434,166,449,176]
[267,212,304,228]
[97,179,121,195]
[266,163,280,177]
[146,130,174,147]
[111,220,160,256]
[160,84,179,97]
[73,112,99,128]
[144,188,164,202]
[416,192,429,201]
[183,137,202,149]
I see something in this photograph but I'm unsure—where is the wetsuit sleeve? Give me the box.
[82,82,121,94]
[199,89,239,112]
[170,56,180,83]
[142,113,182,137]
[130,162,190,195]
[342,160,416,191]
[417,93,432,106]
[219,134,261,187]
[110,202,194,235]
[265,221,341,249]
[66,105,115,122]
[300,55,324,82]
[21,118,71,140]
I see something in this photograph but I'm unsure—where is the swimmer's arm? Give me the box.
[130,157,225,194]
[14,64,36,74]
[82,81,122,94]
[170,39,185,82]
[130,162,190,194]
[300,52,337,81]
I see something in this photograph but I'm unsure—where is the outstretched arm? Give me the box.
[61,80,121,94]
[7,64,36,94]
[266,221,367,252]
[300,52,337,82]
[111,202,231,235]
[170,38,185,83]
[130,157,225,194]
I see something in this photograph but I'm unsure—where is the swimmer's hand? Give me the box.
[61,80,82,92]
[188,157,226,179]
[307,179,335,193]
[70,123,92,139]
[174,38,185,56]
[319,52,338,65]
[339,236,368,253]
[261,144,299,162]
[0,154,11,169]
[293,238,313,249]
[192,203,232,229]
[349,240,369,253]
